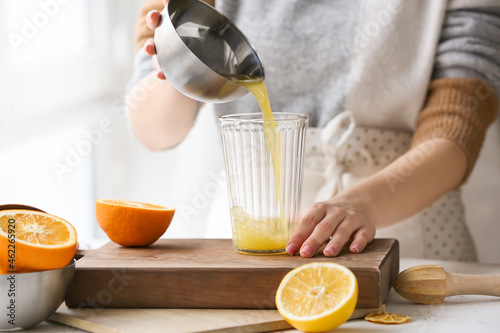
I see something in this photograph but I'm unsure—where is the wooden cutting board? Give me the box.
[65,238,399,309]
[50,305,387,333]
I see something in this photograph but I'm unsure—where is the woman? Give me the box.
[127,0,500,261]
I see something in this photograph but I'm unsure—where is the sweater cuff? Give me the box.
[134,0,165,52]
[411,77,499,184]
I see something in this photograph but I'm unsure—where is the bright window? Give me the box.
[1,0,111,125]
[0,0,144,248]
[5,0,91,62]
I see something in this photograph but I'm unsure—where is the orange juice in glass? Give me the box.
[219,107,307,255]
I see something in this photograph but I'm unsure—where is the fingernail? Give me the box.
[286,243,299,255]
[301,245,312,257]
[351,244,360,253]
[324,245,337,257]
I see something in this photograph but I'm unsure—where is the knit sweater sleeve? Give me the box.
[411,7,500,184]
[134,0,165,52]
[411,78,498,183]
[123,0,165,99]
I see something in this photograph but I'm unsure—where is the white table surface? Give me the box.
[25,258,500,333]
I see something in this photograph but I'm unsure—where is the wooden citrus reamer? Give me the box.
[392,265,500,304]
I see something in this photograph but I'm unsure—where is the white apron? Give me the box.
[325,0,498,261]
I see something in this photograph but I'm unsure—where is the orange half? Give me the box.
[95,199,175,247]
[0,210,77,273]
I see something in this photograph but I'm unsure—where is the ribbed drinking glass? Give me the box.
[219,113,308,254]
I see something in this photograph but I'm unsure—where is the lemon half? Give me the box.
[276,262,358,332]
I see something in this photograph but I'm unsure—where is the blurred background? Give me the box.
[0,0,227,249]
[1,0,499,262]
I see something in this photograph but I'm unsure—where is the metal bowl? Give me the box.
[0,260,75,331]
[154,0,265,103]
[0,204,45,213]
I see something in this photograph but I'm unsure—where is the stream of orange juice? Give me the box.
[230,77,288,253]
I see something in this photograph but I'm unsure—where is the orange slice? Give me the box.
[365,311,411,324]
[95,199,175,247]
[275,262,358,332]
[0,209,77,273]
